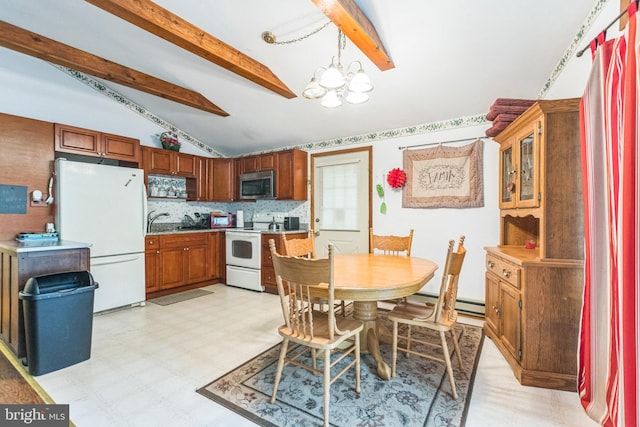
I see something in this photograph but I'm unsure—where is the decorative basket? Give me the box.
[161,141,180,151]
[160,132,181,152]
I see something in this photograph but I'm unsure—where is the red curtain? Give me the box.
[578,3,639,426]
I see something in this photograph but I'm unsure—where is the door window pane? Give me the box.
[320,162,358,230]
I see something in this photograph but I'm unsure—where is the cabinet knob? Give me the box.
[149,240,154,244]
[502,269,511,278]
[487,260,494,268]
[156,250,160,254]
[493,305,500,314]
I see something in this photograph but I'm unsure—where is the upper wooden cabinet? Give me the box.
[142,146,196,178]
[209,157,236,201]
[492,98,582,260]
[240,153,275,174]
[276,149,307,200]
[55,123,140,164]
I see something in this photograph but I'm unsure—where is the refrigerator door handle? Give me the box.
[143,183,148,235]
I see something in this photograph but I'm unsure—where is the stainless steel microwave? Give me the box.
[239,170,275,200]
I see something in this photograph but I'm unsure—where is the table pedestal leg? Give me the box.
[353,301,391,380]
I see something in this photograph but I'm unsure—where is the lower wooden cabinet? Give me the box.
[484,247,583,391]
[261,232,307,294]
[145,232,224,298]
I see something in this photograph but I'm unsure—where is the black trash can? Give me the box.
[18,270,98,376]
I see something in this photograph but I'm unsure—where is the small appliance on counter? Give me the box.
[236,210,244,228]
[284,216,300,231]
[210,212,235,229]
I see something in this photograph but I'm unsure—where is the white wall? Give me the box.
[306,125,497,303]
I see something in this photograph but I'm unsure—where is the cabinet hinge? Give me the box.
[537,122,542,134]
[518,299,522,309]
[537,192,541,201]
[518,349,522,359]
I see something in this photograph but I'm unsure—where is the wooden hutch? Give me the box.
[484,98,584,391]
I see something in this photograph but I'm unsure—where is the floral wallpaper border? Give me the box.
[49,0,605,156]
[538,0,608,98]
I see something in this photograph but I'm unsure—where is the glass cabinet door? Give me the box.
[518,134,535,202]
[516,128,539,208]
[500,145,515,208]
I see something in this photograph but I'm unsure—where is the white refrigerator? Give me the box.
[55,159,146,312]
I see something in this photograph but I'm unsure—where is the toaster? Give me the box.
[283,216,299,231]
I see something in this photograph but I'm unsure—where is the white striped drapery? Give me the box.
[578,2,639,426]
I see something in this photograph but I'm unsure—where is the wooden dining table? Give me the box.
[330,253,438,380]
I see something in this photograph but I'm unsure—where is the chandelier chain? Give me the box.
[266,20,332,45]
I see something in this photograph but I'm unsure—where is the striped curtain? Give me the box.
[578,2,639,426]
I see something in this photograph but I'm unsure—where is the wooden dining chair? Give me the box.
[268,239,363,427]
[280,230,346,315]
[388,236,466,399]
[370,227,414,306]
[369,227,414,256]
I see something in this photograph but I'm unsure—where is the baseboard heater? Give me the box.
[413,292,485,317]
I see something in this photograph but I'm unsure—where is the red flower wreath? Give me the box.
[387,168,407,189]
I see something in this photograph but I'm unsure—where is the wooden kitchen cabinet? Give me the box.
[145,232,223,299]
[142,146,197,178]
[239,153,275,174]
[145,237,161,293]
[208,157,236,201]
[485,98,584,391]
[276,149,307,200]
[0,244,90,358]
[261,232,307,294]
[55,123,140,164]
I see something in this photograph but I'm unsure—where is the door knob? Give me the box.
[314,231,320,237]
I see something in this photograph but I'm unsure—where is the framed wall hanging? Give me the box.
[402,139,484,208]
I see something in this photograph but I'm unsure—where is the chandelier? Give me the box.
[301,29,373,108]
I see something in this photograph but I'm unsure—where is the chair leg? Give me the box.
[391,320,399,377]
[406,325,412,357]
[271,339,289,403]
[450,328,464,370]
[312,348,317,370]
[439,331,458,399]
[355,334,361,393]
[323,348,331,427]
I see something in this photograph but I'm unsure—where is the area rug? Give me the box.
[197,317,484,427]
[148,289,213,306]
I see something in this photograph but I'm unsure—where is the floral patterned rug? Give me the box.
[197,318,484,427]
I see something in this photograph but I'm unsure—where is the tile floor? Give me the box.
[33,284,598,427]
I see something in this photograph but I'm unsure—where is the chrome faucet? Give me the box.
[147,210,170,233]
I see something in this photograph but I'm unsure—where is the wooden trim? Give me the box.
[85,0,296,99]
[0,20,228,116]
[620,0,631,30]
[310,0,394,71]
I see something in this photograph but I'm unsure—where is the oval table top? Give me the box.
[331,253,439,301]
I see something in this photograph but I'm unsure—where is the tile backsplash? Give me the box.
[147,198,310,227]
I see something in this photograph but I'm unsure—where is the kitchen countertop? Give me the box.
[0,239,92,253]
[146,227,308,236]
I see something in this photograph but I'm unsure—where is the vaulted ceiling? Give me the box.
[1,0,597,156]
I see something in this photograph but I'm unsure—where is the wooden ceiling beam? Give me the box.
[310,0,394,71]
[85,0,297,99]
[0,20,229,117]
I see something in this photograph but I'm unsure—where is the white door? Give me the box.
[312,148,371,255]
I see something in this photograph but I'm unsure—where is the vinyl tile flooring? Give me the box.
[30,284,598,427]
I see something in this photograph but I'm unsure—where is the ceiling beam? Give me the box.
[0,20,229,117]
[310,0,394,71]
[85,0,297,99]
